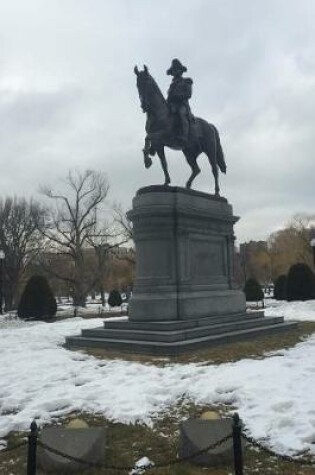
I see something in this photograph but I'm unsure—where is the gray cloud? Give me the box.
[0,0,314,242]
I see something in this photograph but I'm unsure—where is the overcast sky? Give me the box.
[0,0,314,242]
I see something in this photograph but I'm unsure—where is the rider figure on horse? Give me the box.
[166,59,193,145]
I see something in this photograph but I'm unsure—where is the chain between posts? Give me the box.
[0,440,28,453]
[37,432,233,471]
[241,432,315,466]
[3,417,315,473]
[34,424,315,471]
[37,440,130,471]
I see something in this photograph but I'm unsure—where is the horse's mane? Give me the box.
[147,73,167,106]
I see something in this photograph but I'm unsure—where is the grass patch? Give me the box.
[78,322,315,365]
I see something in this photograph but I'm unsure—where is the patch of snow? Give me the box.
[265,299,315,321]
[0,314,315,457]
[0,313,40,330]
[130,456,154,474]
[0,440,7,450]
[103,316,128,323]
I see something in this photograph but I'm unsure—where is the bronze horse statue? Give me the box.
[134,65,226,195]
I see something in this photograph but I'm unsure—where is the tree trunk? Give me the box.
[100,285,105,306]
[73,287,86,307]
[4,292,14,312]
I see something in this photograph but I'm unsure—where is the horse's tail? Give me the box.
[212,125,226,174]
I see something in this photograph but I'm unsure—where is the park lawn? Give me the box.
[2,301,315,473]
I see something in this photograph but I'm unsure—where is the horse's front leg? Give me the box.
[157,147,171,186]
[143,136,152,168]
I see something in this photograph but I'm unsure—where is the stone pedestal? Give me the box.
[128,186,246,322]
[66,186,296,355]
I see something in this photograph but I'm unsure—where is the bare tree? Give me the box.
[268,213,315,277]
[86,206,133,305]
[289,213,315,265]
[238,213,315,286]
[87,237,118,306]
[113,203,135,265]
[0,197,46,310]
[41,169,111,306]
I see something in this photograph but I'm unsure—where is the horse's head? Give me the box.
[134,65,155,113]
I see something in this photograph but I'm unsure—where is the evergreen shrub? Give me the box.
[286,263,315,301]
[274,275,287,300]
[108,289,122,307]
[243,278,264,302]
[18,275,57,319]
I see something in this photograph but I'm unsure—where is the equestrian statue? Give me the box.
[134,59,226,195]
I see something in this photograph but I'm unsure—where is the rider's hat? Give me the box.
[167,59,187,76]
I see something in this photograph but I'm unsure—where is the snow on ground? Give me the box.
[0,303,315,457]
[265,298,315,321]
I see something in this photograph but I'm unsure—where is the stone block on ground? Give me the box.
[38,427,106,473]
[179,418,234,466]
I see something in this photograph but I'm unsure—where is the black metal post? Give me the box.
[232,413,243,475]
[310,240,315,270]
[27,420,38,475]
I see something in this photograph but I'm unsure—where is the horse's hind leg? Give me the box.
[211,162,220,195]
[184,151,200,189]
[203,127,220,195]
[157,147,171,185]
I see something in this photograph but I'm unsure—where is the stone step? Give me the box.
[84,316,283,343]
[104,311,264,332]
[66,321,297,355]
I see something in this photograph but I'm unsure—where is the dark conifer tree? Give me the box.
[243,278,264,302]
[274,275,287,300]
[18,275,57,319]
[286,263,315,301]
[108,289,122,307]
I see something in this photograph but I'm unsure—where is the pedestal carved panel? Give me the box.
[128,186,246,322]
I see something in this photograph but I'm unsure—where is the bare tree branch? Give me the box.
[40,168,116,306]
[0,197,47,309]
